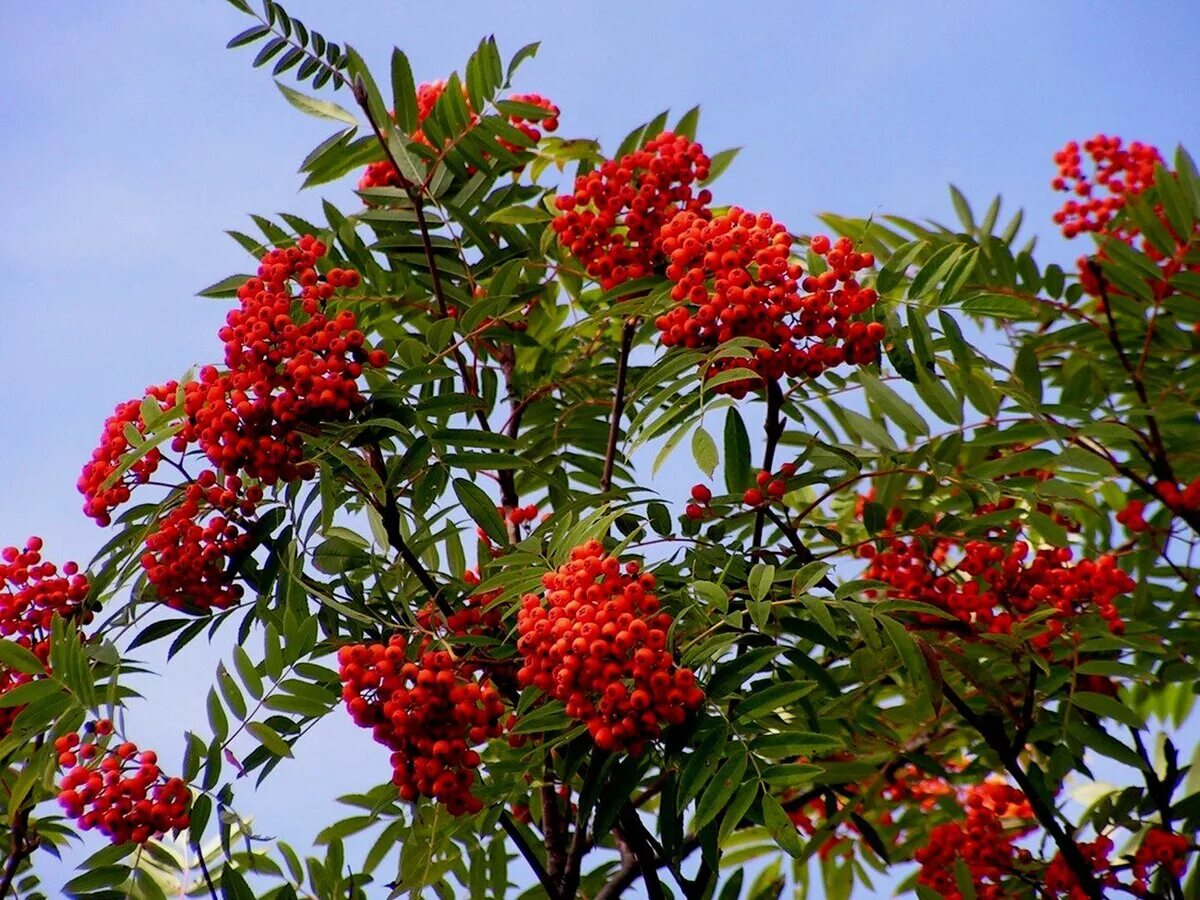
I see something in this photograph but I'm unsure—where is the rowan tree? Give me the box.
[2,3,1199,898]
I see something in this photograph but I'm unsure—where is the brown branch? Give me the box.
[617,806,665,900]
[751,378,785,555]
[500,810,559,900]
[0,802,36,899]
[540,763,567,889]
[1129,728,1185,900]
[594,836,702,900]
[941,682,1103,899]
[601,320,638,493]
[1088,261,1174,484]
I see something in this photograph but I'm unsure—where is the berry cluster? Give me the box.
[78,381,180,526]
[140,475,256,612]
[862,536,1131,646]
[1052,135,1200,310]
[515,540,703,754]
[1131,828,1190,895]
[1044,837,1120,899]
[184,236,383,483]
[1,537,92,640]
[0,538,92,735]
[358,82,558,190]
[337,635,505,815]
[741,462,798,507]
[655,221,882,396]
[552,131,713,291]
[913,780,1035,900]
[415,571,514,680]
[56,721,191,845]
[498,93,560,154]
[684,483,712,520]
[1052,136,1161,240]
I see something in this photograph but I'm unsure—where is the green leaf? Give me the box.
[63,866,131,895]
[875,240,926,294]
[453,478,508,545]
[276,80,358,125]
[693,748,749,830]
[858,370,928,438]
[723,408,752,493]
[762,793,806,858]
[914,368,962,425]
[486,206,552,225]
[390,48,418,135]
[960,293,1032,319]
[0,640,46,675]
[949,184,974,232]
[702,147,740,186]
[734,682,815,722]
[227,25,270,49]
[748,563,775,603]
[232,646,263,701]
[692,426,719,478]
[752,731,844,757]
[1071,691,1145,731]
[247,721,294,758]
[198,273,252,299]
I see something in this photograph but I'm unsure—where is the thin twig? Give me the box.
[194,845,219,900]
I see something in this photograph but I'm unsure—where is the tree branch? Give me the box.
[617,806,666,900]
[601,319,637,493]
[752,379,785,555]
[941,682,1103,899]
[0,802,36,899]
[194,844,219,900]
[500,809,559,900]
[1129,728,1185,900]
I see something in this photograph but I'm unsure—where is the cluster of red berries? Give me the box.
[499,93,560,153]
[862,535,1131,646]
[0,538,92,736]
[78,381,180,526]
[1044,837,1120,899]
[1117,478,1200,534]
[1,536,92,640]
[415,572,514,679]
[1053,136,1200,312]
[140,475,256,612]
[552,131,713,291]
[79,238,385,613]
[56,720,191,845]
[913,780,1035,900]
[1052,136,1161,240]
[1117,498,1151,533]
[337,635,505,815]
[1131,828,1190,895]
[358,82,558,190]
[741,462,799,507]
[515,540,703,754]
[684,483,713,520]
[505,504,540,527]
[656,221,883,396]
[182,237,383,483]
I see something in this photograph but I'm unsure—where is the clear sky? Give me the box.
[3,1,1199,896]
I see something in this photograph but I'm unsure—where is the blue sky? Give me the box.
[3,1,1200,896]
